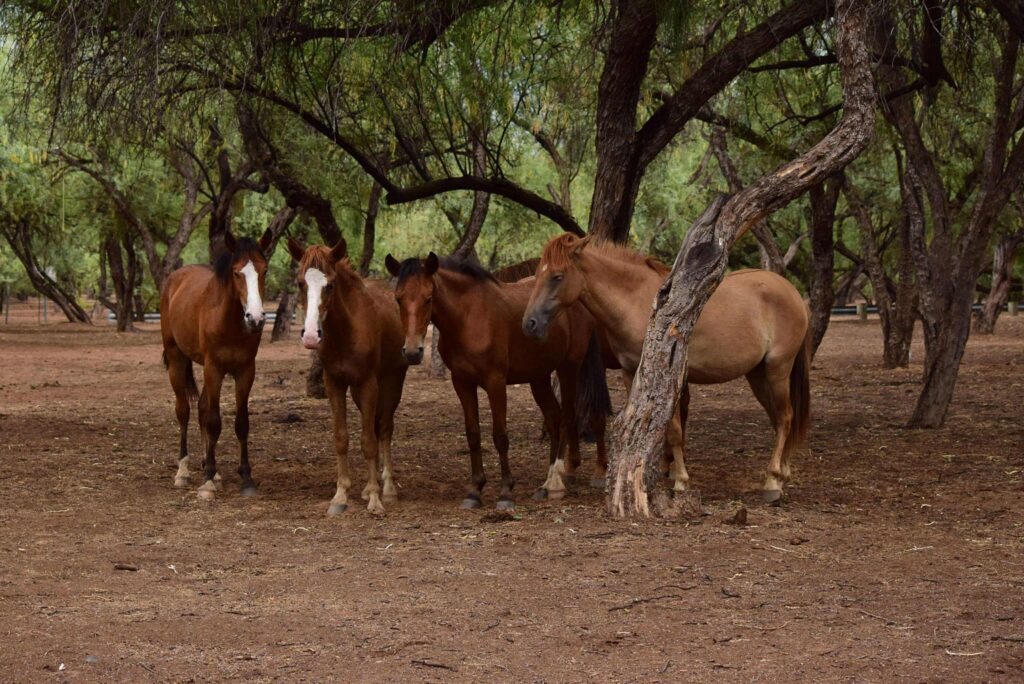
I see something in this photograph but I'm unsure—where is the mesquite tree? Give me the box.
[607,0,876,518]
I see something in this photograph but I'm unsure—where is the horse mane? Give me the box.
[439,257,497,283]
[213,237,264,283]
[493,257,539,283]
[542,233,669,275]
[299,244,359,280]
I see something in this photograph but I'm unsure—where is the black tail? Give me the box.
[162,350,200,404]
[576,332,612,436]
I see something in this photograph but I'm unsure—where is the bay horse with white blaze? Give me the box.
[289,237,408,516]
[385,252,610,509]
[160,229,273,499]
[523,234,810,503]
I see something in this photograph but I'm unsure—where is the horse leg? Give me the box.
[233,362,257,496]
[165,348,192,488]
[530,378,565,501]
[453,379,485,509]
[556,367,581,484]
[377,378,402,504]
[197,365,225,500]
[666,384,691,493]
[484,379,515,510]
[757,362,794,504]
[354,378,385,515]
[324,375,352,515]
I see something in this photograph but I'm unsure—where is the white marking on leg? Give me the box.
[174,457,189,486]
[240,261,265,324]
[382,465,397,501]
[543,459,566,498]
[301,268,326,349]
[671,455,689,492]
[197,480,217,500]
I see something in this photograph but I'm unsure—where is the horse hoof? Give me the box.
[533,488,548,500]
[197,488,216,501]
[173,476,189,488]
[327,503,348,516]
[460,497,482,510]
[240,486,258,498]
[547,488,566,501]
[382,492,398,504]
[496,499,515,511]
[762,489,782,505]
[367,502,386,517]
[590,478,607,489]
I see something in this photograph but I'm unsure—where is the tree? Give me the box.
[607,0,875,517]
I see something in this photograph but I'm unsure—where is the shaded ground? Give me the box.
[0,312,1022,682]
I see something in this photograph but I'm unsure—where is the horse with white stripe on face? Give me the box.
[288,237,409,516]
[159,228,273,500]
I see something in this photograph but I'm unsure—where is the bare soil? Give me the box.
[1,311,1022,682]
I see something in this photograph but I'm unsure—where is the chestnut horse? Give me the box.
[523,234,810,503]
[289,238,408,516]
[160,229,273,499]
[385,253,610,509]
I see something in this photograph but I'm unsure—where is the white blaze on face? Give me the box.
[240,261,264,323]
[301,268,327,349]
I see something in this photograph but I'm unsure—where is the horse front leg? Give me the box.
[354,378,385,516]
[530,378,566,501]
[556,367,581,484]
[164,348,193,488]
[234,362,257,496]
[197,364,226,500]
[666,383,691,493]
[324,375,352,516]
[452,378,485,509]
[484,378,515,511]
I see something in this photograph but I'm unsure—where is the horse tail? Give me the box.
[787,327,811,457]
[576,332,612,435]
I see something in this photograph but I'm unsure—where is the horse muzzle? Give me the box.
[301,327,322,350]
[402,346,424,365]
[522,314,550,339]
[244,312,266,334]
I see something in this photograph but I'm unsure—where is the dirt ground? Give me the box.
[0,307,1022,682]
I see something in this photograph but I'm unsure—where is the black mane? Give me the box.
[213,237,264,283]
[438,257,496,282]
[395,256,497,284]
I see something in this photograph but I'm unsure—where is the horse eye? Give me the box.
[552,274,564,282]
[425,296,432,303]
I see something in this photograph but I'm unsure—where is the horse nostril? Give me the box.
[317,328,322,338]
[526,317,537,332]
[300,327,305,336]
[418,346,424,353]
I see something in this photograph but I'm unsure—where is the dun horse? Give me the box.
[289,238,408,516]
[160,229,273,499]
[386,253,610,509]
[523,234,810,503]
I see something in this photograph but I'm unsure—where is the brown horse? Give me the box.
[289,238,408,516]
[523,234,810,503]
[160,229,273,499]
[385,252,610,509]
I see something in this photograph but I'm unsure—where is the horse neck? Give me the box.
[322,271,364,343]
[577,249,660,328]
[207,277,244,331]
[429,270,483,335]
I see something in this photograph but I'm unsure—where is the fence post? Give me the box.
[856,302,867,321]
[1009,301,1019,317]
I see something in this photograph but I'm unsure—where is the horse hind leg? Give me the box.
[755,363,794,505]
[165,349,193,488]
[377,405,399,504]
[666,385,690,493]
[530,378,566,501]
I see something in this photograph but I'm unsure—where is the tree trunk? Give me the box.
[808,176,842,356]
[104,232,135,332]
[974,232,1021,333]
[428,324,446,378]
[608,0,875,517]
[306,352,326,399]
[0,218,91,323]
[272,256,300,343]
[359,182,383,276]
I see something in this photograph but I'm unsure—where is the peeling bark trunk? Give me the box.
[974,232,1021,333]
[608,0,875,517]
[104,232,137,332]
[808,176,842,356]
[360,182,383,276]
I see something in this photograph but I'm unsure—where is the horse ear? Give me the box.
[570,235,592,258]
[287,236,306,262]
[222,231,237,253]
[258,227,274,253]
[385,254,401,277]
[330,238,348,262]
[424,252,440,276]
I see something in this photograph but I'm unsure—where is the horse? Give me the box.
[493,257,541,283]
[160,228,273,500]
[385,252,611,509]
[522,234,810,503]
[288,237,408,516]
